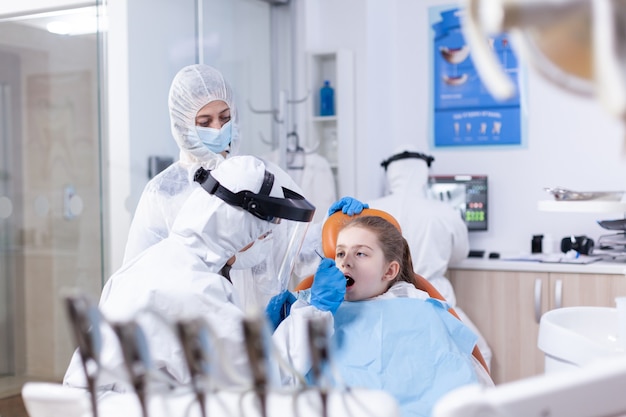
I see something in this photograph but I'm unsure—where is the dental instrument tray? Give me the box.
[544,187,624,201]
[597,218,626,231]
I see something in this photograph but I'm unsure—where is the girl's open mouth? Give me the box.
[346,276,355,287]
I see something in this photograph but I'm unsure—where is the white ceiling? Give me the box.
[0,0,92,18]
[0,4,105,36]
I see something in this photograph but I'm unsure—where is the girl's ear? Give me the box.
[382,261,400,282]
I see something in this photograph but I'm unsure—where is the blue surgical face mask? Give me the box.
[196,120,232,153]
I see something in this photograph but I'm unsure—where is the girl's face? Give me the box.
[195,100,231,129]
[335,226,399,301]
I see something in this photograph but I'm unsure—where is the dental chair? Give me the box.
[295,208,490,374]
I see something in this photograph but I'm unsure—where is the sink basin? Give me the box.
[538,306,624,373]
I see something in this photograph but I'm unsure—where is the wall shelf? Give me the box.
[537,200,626,213]
[311,115,338,122]
[306,49,355,198]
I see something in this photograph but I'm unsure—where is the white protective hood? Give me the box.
[168,64,240,168]
[385,151,430,197]
[65,156,307,392]
[168,158,276,267]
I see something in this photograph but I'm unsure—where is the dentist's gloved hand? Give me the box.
[327,196,369,217]
[311,258,346,314]
[265,290,297,331]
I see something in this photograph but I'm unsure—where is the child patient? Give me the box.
[271,215,492,417]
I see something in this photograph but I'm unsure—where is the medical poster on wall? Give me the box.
[430,6,523,148]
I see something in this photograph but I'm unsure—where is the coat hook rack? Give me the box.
[247,90,311,125]
[286,90,310,105]
[247,100,283,124]
[257,130,274,146]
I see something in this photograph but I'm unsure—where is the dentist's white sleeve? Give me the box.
[271,298,333,386]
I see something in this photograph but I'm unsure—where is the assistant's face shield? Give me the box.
[194,164,315,305]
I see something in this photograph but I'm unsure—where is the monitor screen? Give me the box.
[427,175,488,231]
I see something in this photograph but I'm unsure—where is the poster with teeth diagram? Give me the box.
[430,6,523,148]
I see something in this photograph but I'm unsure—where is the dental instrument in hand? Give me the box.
[315,249,354,287]
[63,290,103,417]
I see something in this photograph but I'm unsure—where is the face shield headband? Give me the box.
[380,151,435,170]
[193,167,316,223]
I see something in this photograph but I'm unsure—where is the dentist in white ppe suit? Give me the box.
[63,155,315,392]
[367,146,492,369]
[122,64,304,310]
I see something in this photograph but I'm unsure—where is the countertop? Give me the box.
[450,256,626,275]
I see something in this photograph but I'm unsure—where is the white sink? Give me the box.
[538,306,625,373]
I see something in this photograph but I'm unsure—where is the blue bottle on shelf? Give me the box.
[319,80,335,116]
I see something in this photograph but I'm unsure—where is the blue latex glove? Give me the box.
[311,258,346,314]
[265,290,297,331]
[327,196,369,217]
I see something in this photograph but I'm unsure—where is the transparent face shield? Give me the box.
[230,219,309,311]
[193,166,315,312]
[232,219,310,313]
[273,219,311,292]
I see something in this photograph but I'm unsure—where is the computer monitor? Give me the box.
[427,175,488,231]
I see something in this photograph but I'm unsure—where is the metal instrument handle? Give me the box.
[534,278,543,323]
[554,279,563,309]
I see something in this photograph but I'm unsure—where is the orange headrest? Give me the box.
[321,208,402,258]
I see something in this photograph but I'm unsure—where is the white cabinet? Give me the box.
[306,50,355,199]
[449,268,626,384]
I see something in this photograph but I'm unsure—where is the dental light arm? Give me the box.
[461,0,517,100]
[433,355,626,417]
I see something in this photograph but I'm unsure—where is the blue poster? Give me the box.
[431,7,522,147]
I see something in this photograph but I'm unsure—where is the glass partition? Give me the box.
[0,0,283,396]
[0,75,18,378]
[200,0,275,158]
[0,2,106,391]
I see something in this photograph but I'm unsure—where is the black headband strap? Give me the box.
[193,167,315,223]
[380,151,435,170]
[258,170,274,196]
